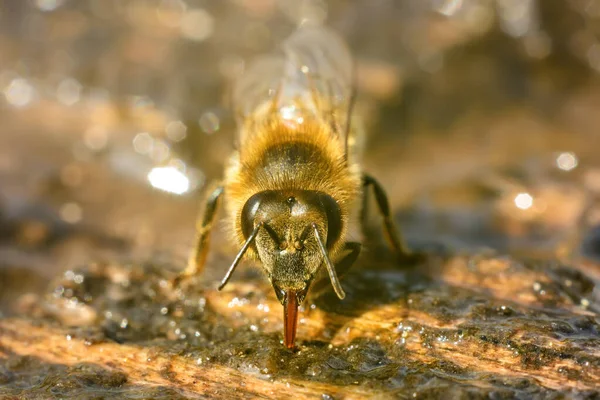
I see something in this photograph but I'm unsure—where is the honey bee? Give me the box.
[178,25,414,349]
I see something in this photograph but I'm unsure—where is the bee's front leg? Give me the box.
[175,185,224,284]
[362,174,418,263]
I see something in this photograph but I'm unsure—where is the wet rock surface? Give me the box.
[1,250,599,398]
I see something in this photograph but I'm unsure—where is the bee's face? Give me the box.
[255,213,322,304]
[240,190,342,347]
[241,190,342,301]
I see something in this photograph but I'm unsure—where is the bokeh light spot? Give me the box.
[556,152,578,171]
[4,78,35,107]
[514,193,534,210]
[180,9,214,42]
[148,166,190,195]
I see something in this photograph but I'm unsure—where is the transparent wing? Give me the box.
[232,25,355,146]
[232,55,285,120]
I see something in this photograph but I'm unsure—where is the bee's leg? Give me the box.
[176,185,224,283]
[309,242,361,298]
[334,242,361,277]
[362,174,416,262]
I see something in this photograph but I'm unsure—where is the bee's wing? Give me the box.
[280,25,354,128]
[232,55,286,121]
[233,25,355,147]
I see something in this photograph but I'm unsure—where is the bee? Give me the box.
[178,25,414,349]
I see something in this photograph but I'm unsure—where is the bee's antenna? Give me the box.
[311,223,346,299]
[218,222,263,290]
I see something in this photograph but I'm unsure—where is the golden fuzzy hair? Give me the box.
[223,116,361,261]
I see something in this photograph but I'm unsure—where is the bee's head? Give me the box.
[238,190,344,348]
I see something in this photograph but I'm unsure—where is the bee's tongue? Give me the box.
[283,290,299,349]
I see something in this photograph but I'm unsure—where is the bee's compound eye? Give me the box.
[300,191,343,249]
[241,192,267,240]
[317,193,342,249]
